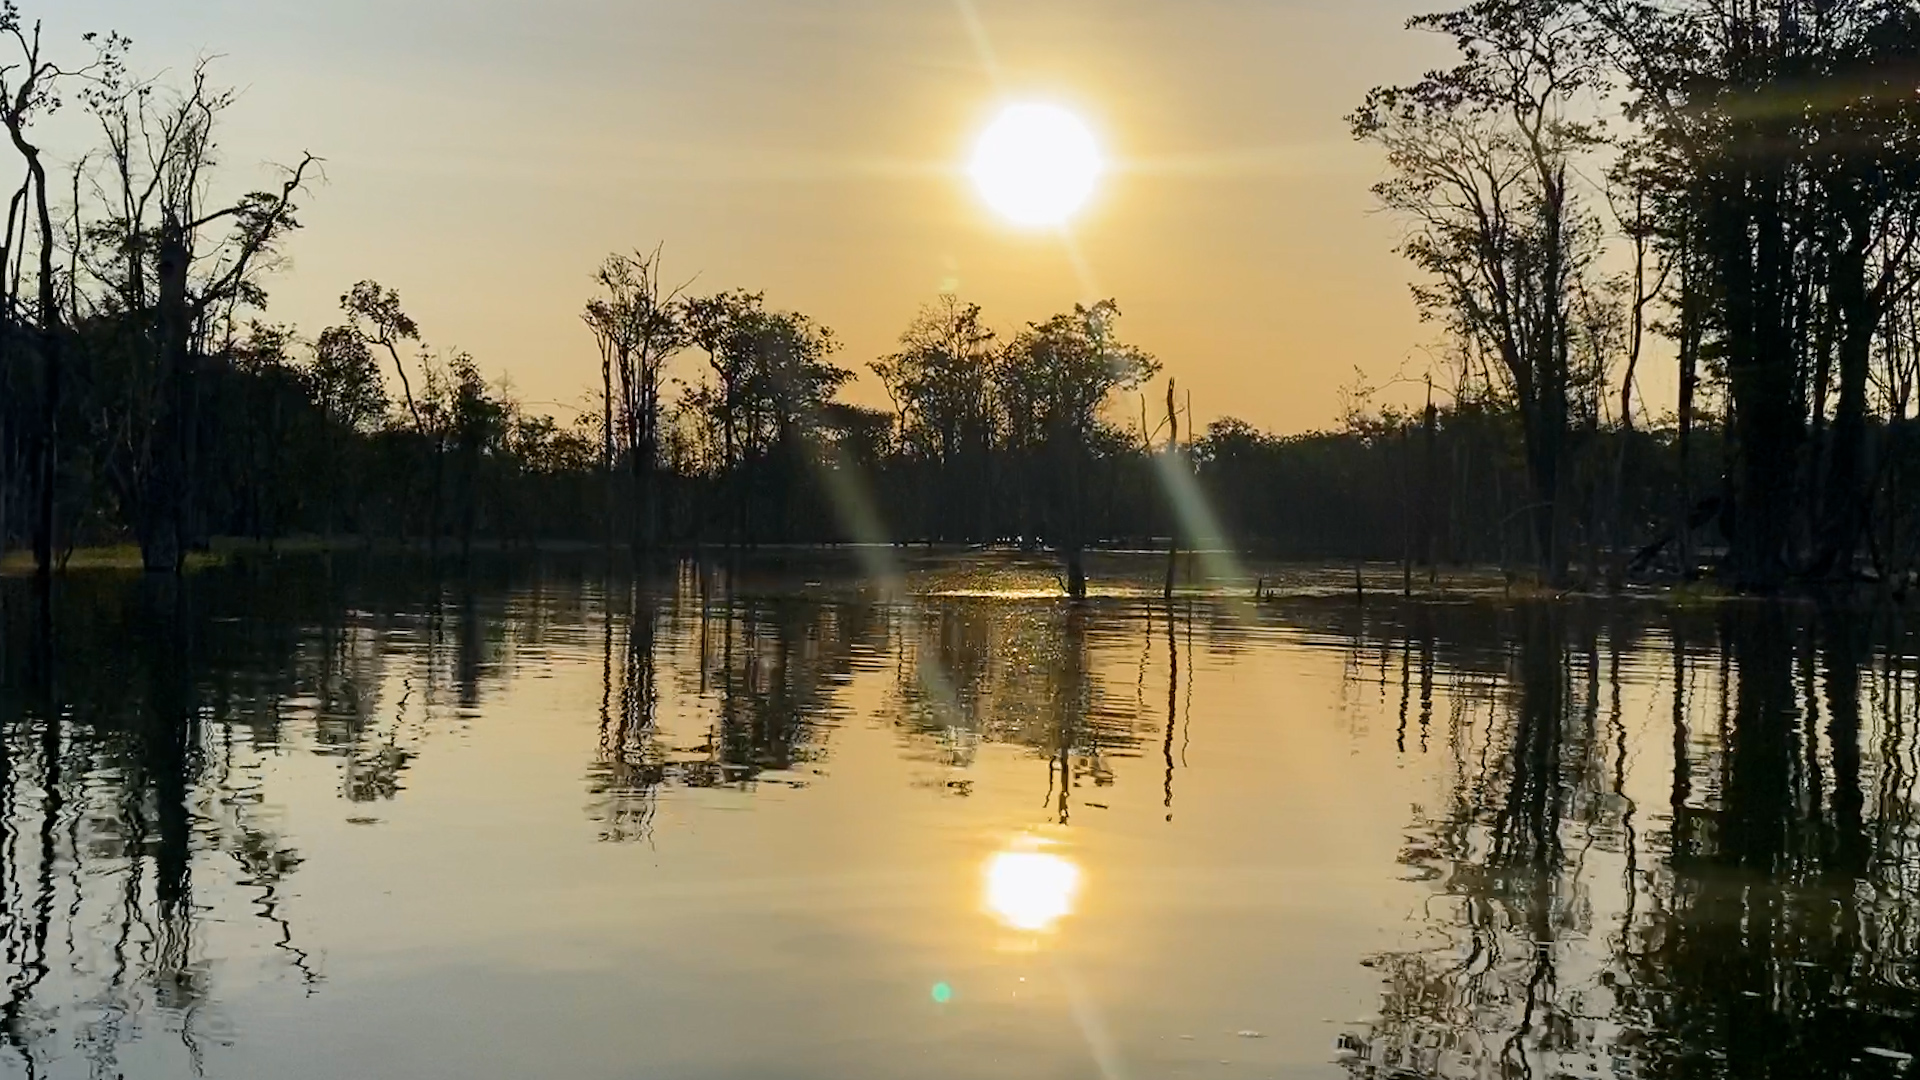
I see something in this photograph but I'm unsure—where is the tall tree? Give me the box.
[871,295,998,542]
[306,325,387,534]
[340,280,434,541]
[997,300,1159,598]
[1352,0,1605,585]
[0,9,122,578]
[79,61,315,570]
[583,247,685,553]
[681,290,766,545]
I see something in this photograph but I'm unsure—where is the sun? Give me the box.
[983,849,1080,931]
[968,103,1104,228]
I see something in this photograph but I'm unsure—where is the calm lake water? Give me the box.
[1,551,1917,1079]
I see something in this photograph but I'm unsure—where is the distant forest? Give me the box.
[4,0,1920,594]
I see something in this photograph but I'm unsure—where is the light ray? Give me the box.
[954,0,1003,88]
[807,424,971,739]
[1056,957,1132,1080]
[1061,230,1102,304]
[1152,436,1260,623]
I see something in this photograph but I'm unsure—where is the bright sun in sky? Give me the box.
[968,103,1104,228]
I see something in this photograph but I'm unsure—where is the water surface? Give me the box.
[0,553,1916,1078]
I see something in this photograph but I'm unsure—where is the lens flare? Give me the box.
[969,103,1104,228]
[984,849,1080,931]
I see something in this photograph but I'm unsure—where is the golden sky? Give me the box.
[57,0,1446,434]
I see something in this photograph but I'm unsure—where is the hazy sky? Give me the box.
[53,0,1446,433]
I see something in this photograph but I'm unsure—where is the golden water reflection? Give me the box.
[983,848,1080,932]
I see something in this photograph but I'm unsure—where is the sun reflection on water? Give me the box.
[984,848,1080,932]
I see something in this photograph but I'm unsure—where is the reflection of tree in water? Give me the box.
[586,565,887,841]
[1338,606,1612,1079]
[0,579,316,1075]
[1340,603,1920,1080]
[880,598,1156,818]
[0,559,570,1073]
[301,574,527,805]
[707,595,861,780]
[587,581,666,842]
[1611,609,1920,1079]
[586,574,1164,835]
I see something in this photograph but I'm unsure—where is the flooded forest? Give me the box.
[7,0,1920,595]
[2,0,1920,1077]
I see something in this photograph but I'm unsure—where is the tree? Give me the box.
[997,300,1159,598]
[76,57,316,570]
[871,295,998,541]
[0,8,123,578]
[681,289,764,544]
[341,280,422,429]
[306,325,387,534]
[734,307,849,541]
[1352,0,1605,585]
[1579,0,1920,588]
[583,247,685,553]
[680,293,848,543]
[340,280,436,541]
[441,352,505,559]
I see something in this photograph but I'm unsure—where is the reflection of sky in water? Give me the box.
[1,556,1917,1079]
[984,848,1079,932]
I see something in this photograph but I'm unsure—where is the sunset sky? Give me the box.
[59,0,1445,434]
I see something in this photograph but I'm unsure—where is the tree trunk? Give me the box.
[142,224,194,574]
[1164,378,1178,601]
[19,155,59,583]
[1057,427,1087,601]
[1676,253,1701,579]
[602,345,615,556]
[1524,411,1567,586]
[1818,216,1875,579]
[1717,176,1801,592]
[1421,389,1439,581]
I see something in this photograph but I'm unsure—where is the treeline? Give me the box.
[13,0,1920,594]
[1350,0,1920,591]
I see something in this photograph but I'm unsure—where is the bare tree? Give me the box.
[0,7,123,578]
[583,246,686,553]
[76,58,317,569]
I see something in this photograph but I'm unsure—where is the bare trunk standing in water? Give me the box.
[0,15,85,584]
[1164,378,1178,602]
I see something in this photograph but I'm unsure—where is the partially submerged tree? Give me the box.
[871,294,998,542]
[1352,0,1605,585]
[998,300,1159,598]
[583,247,685,553]
[78,59,316,569]
[0,7,125,578]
